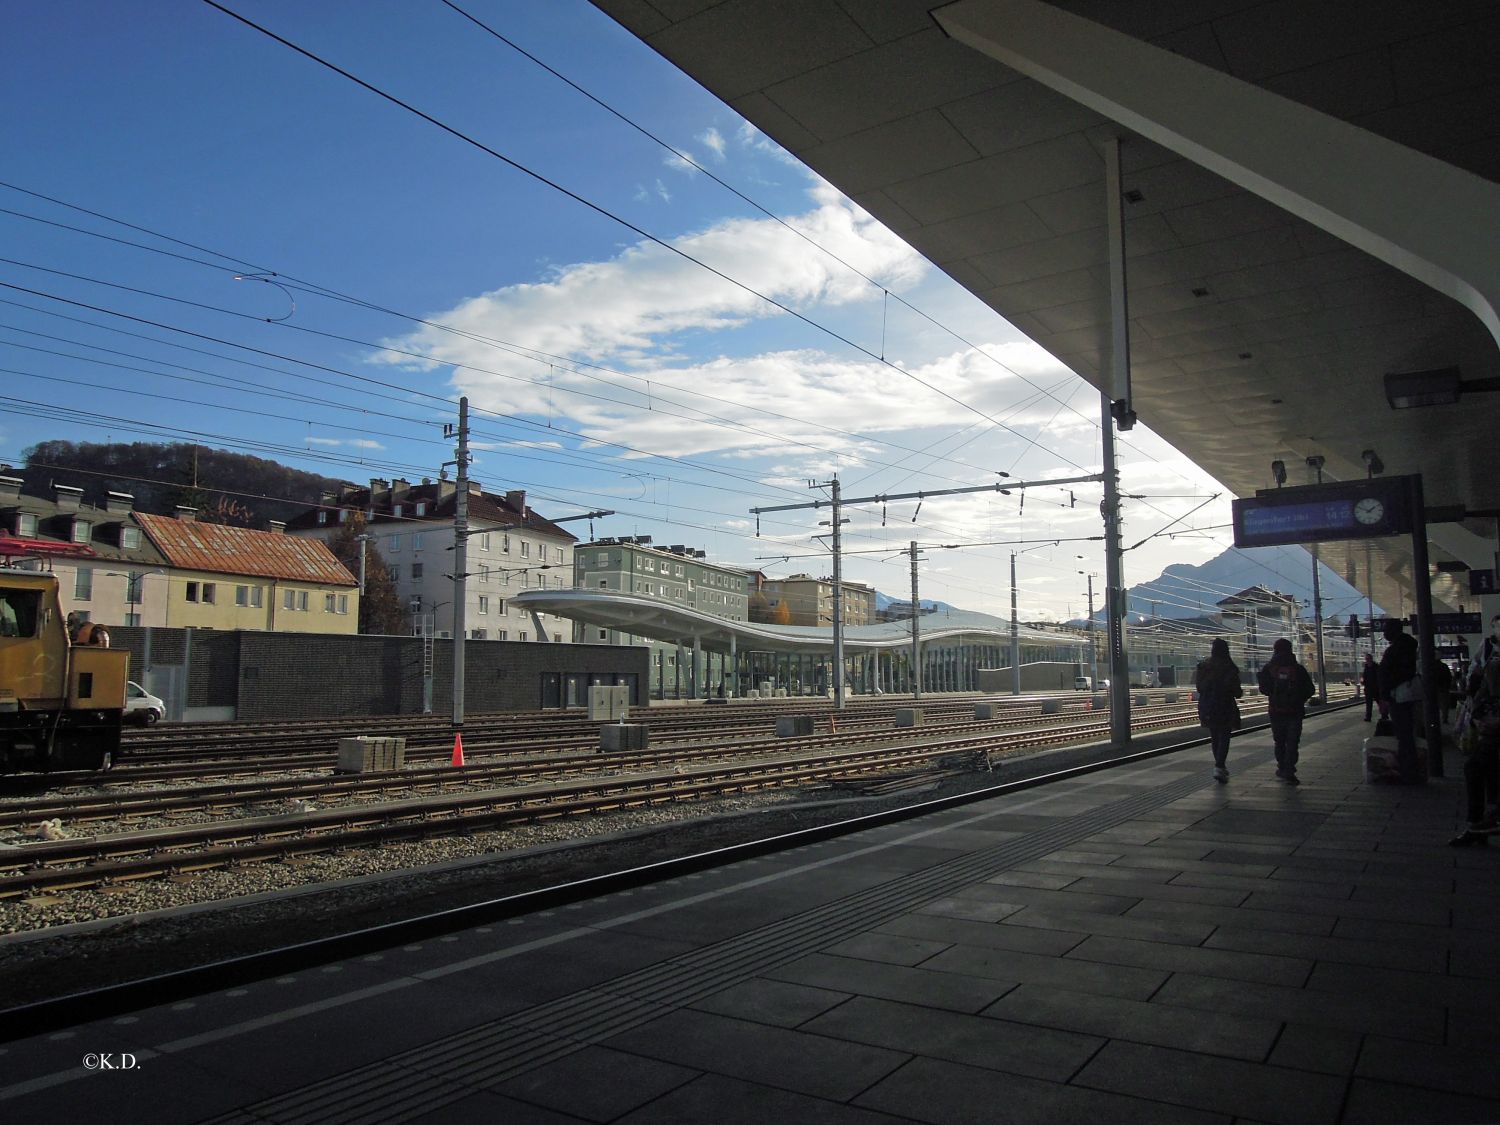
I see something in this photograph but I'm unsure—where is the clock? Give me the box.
[1354,498,1385,525]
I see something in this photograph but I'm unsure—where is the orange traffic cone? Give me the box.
[451,732,465,767]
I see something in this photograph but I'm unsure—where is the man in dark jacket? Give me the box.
[1379,618,1423,783]
[1360,653,1380,721]
[1258,638,1316,785]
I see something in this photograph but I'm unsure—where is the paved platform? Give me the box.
[4,708,1498,1125]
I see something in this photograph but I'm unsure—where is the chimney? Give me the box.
[0,475,21,501]
[104,490,134,514]
[368,478,389,511]
[175,505,198,522]
[391,478,412,504]
[266,520,286,534]
[437,478,457,500]
[505,489,526,513]
[54,483,84,511]
[467,479,481,495]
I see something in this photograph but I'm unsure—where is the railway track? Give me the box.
[0,700,1265,899]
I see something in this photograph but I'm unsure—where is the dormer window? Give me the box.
[338,510,349,523]
[393,504,404,518]
[415,502,427,517]
[71,519,92,544]
[317,511,328,525]
[15,513,36,538]
[121,527,140,550]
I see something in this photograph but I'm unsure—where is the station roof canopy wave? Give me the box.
[589,0,1500,618]
[511,589,1085,656]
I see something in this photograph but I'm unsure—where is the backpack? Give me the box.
[1267,663,1302,711]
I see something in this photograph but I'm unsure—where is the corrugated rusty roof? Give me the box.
[136,514,357,586]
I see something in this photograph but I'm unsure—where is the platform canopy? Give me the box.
[589,0,1500,616]
[510,589,1084,657]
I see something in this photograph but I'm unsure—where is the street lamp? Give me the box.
[105,568,168,628]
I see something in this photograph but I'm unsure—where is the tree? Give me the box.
[327,514,407,635]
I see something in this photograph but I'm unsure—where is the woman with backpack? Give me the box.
[1195,638,1244,783]
[1257,638,1317,785]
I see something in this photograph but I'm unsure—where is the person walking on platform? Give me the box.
[1361,653,1380,722]
[1195,638,1243,784]
[1430,657,1454,726]
[1257,639,1316,785]
[1379,618,1423,784]
[1451,653,1500,846]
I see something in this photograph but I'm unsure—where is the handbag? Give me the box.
[1390,675,1423,704]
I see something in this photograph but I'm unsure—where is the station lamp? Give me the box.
[1383,366,1500,409]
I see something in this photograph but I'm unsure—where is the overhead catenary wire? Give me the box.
[196,0,1096,476]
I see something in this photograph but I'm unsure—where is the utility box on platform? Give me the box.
[974,703,997,720]
[588,684,630,721]
[895,708,923,728]
[336,735,406,773]
[776,715,814,737]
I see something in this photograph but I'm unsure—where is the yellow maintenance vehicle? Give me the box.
[0,569,128,772]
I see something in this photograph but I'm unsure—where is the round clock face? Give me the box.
[1354,498,1385,525]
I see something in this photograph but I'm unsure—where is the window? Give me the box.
[124,612,141,627]
[480,532,490,552]
[283,588,295,610]
[596,552,608,565]
[675,565,684,577]
[393,503,403,518]
[338,594,348,614]
[16,513,36,538]
[121,527,140,549]
[415,502,427,517]
[389,565,400,582]
[478,596,489,615]
[554,547,564,564]
[412,533,424,552]
[640,558,653,572]
[411,563,424,580]
[201,583,216,605]
[495,599,506,615]
[325,593,337,612]
[471,628,486,639]
[236,585,249,607]
[72,519,91,544]
[598,628,608,641]
[498,629,507,641]
[389,534,402,552]
[520,541,530,558]
[317,511,328,525]
[74,569,92,600]
[552,575,563,589]
[598,579,608,589]
[519,631,527,642]
[187,581,200,603]
[297,590,309,611]
[553,633,561,643]
[338,510,349,523]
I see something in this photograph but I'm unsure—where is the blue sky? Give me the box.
[3,0,1328,621]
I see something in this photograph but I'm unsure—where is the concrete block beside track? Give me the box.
[895,708,923,728]
[1040,699,1061,715]
[974,703,997,720]
[600,724,649,752]
[776,715,814,737]
[335,736,406,773]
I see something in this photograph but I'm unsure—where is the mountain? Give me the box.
[873,591,957,615]
[1109,545,1382,623]
[15,440,347,527]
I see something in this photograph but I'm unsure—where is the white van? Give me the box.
[1074,676,1092,691]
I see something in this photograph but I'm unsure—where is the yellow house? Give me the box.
[135,512,358,635]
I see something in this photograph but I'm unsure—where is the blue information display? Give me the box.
[1233,476,1412,548]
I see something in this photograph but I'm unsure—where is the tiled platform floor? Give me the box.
[4,708,1497,1125]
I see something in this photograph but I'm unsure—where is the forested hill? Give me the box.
[15,440,348,527]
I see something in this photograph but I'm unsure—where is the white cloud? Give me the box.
[699,127,726,161]
[305,437,385,450]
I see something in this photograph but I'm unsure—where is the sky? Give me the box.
[0,0,1308,622]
